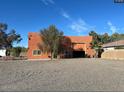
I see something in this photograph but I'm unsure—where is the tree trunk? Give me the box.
[51,52,54,60]
[6,48,11,56]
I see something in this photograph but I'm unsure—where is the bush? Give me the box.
[11,47,22,57]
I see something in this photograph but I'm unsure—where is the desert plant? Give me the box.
[39,25,63,60]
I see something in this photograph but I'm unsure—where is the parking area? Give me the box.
[0,58,124,92]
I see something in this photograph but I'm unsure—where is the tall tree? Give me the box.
[89,31,101,48]
[39,25,63,60]
[0,23,22,48]
[89,31,104,58]
[0,23,22,56]
[100,33,110,44]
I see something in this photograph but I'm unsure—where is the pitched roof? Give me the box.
[66,36,93,43]
[103,40,124,48]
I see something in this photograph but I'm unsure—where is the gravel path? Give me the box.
[0,58,124,92]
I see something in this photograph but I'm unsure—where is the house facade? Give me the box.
[102,40,124,51]
[27,32,95,59]
[102,40,124,60]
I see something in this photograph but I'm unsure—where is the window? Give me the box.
[33,50,42,56]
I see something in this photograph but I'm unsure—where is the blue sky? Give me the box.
[0,0,124,47]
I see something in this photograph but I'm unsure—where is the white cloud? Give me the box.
[107,21,118,33]
[40,1,94,35]
[69,18,93,35]
[60,9,94,35]
[41,0,55,5]
[41,0,48,5]
[61,10,71,20]
[48,0,55,4]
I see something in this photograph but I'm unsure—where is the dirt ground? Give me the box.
[0,58,124,92]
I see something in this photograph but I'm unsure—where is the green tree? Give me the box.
[0,23,22,56]
[89,31,124,57]
[89,31,111,48]
[89,31,101,48]
[109,32,124,42]
[0,23,22,48]
[109,32,119,42]
[39,25,63,60]
[89,31,104,58]
[11,47,22,57]
[21,47,28,53]
[100,33,110,44]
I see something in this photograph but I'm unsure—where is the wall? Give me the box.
[27,32,50,59]
[101,49,124,60]
[0,49,6,57]
[103,47,115,51]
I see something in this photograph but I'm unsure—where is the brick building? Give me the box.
[27,32,95,59]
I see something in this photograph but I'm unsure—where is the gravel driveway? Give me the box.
[0,58,124,92]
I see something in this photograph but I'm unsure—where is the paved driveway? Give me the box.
[0,58,124,92]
